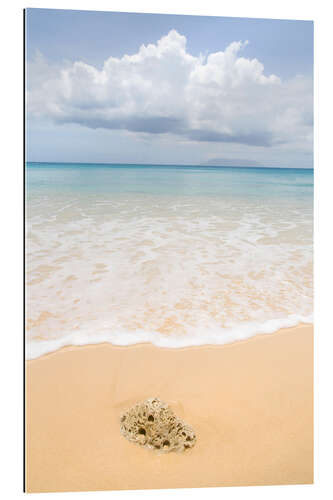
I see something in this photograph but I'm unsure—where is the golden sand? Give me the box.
[25,325,313,492]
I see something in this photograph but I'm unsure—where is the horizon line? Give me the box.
[26,161,314,170]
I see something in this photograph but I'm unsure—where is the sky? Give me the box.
[26,8,313,167]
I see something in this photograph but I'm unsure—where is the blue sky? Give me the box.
[26,9,313,167]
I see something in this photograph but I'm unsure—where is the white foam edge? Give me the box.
[26,314,313,360]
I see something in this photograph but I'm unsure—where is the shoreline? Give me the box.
[25,324,313,492]
[26,320,313,360]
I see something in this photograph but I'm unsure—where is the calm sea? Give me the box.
[25,163,313,359]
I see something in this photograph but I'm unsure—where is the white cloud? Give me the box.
[27,29,313,149]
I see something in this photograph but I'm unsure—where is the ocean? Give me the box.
[25,163,313,359]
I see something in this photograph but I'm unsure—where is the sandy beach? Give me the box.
[25,11,314,494]
[25,324,313,492]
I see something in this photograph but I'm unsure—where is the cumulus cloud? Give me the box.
[27,30,313,148]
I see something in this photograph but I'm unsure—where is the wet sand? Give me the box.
[25,325,313,492]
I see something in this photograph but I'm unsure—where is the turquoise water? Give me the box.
[25,162,313,359]
[27,162,313,199]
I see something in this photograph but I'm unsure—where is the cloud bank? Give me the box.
[27,30,313,149]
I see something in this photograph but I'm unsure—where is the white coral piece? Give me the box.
[120,397,196,452]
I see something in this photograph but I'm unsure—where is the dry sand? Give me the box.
[25,325,313,492]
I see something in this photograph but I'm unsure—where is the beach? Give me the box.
[25,324,313,492]
[25,10,314,493]
[25,163,313,491]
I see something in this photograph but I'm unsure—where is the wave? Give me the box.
[26,314,313,360]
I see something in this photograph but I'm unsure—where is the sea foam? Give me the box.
[26,165,313,360]
[26,314,313,360]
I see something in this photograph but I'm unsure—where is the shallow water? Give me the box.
[25,163,313,358]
